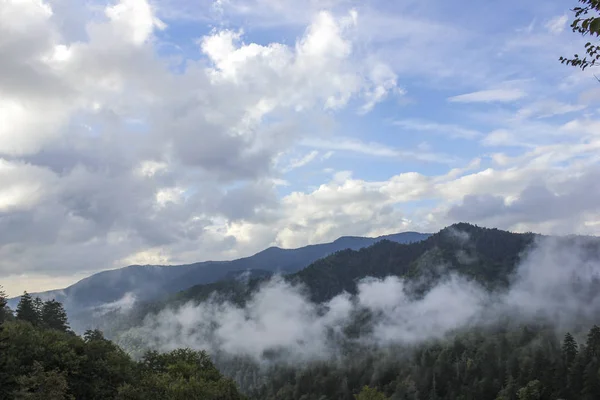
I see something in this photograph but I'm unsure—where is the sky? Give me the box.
[1,0,600,296]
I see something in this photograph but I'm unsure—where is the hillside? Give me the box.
[135,223,536,311]
[9,232,429,315]
[9,223,600,400]
[103,222,600,400]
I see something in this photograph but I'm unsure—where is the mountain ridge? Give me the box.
[8,231,430,313]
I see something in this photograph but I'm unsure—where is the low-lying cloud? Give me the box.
[118,234,600,364]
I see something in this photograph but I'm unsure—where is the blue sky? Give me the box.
[1,0,600,295]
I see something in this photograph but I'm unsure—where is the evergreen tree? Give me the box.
[0,285,14,398]
[516,380,541,400]
[33,297,43,321]
[15,292,39,326]
[355,385,388,400]
[582,326,600,399]
[13,361,73,400]
[40,300,70,333]
[562,332,578,368]
[0,285,8,324]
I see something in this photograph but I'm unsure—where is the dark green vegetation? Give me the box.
[561,0,600,70]
[6,223,600,400]
[107,223,600,400]
[0,289,245,399]
[246,322,600,400]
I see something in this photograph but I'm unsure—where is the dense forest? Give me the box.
[5,224,600,399]
[0,288,246,399]
[243,321,600,400]
[6,289,600,399]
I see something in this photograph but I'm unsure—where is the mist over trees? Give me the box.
[5,224,600,399]
[0,290,246,399]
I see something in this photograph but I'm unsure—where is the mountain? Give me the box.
[105,223,600,399]
[8,231,430,314]
[145,223,538,309]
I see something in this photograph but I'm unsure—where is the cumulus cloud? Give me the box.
[446,168,600,234]
[2,0,599,300]
[120,234,600,363]
[0,0,400,291]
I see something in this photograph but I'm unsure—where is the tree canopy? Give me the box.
[2,292,246,399]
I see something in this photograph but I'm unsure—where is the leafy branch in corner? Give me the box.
[560,0,600,70]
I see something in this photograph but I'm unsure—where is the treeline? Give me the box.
[0,288,246,400]
[241,321,600,400]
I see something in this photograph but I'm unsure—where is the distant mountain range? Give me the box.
[136,223,539,312]
[8,231,430,314]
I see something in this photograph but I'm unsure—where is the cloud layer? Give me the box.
[121,235,600,363]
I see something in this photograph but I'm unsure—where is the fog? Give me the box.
[118,233,600,364]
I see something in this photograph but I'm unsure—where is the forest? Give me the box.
[0,289,246,399]
[5,288,600,399]
[5,224,600,399]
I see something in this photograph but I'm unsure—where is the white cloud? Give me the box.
[282,150,320,172]
[120,235,600,362]
[448,88,527,103]
[393,119,481,139]
[0,0,405,287]
[545,15,568,35]
[301,137,456,163]
[1,0,599,297]
[515,100,586,119]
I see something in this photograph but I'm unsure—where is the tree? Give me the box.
[13,361,73,400]
[517,380,541,400]
[15,292,39,326]
[0,285,9,324]
[40,300,70,333]
[562,332,579,368]
[355,386,388,400]
[33,297,43,320]
[0,285,14,398]
[560,1,600,70]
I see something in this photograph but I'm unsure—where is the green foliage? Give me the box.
[2,295,246,400]
[0,285,15,397]
[560,0,600,70]
[40,299,70,333]
[516,380,541,400]
[13,361,74,400]
[355,386,388,400]
[117,349,244,400]
[239,323,600,400]
[16,292,40,326]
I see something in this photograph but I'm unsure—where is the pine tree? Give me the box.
[13,361,74,400]
[0,286,7,324]
[581,326,600,400]
[562,333,578,368]
[517,380,541,400]
[0,285,14,397]
[40,300,70,333]
[355,386,388,400]
[33,297,43,321]
[15,292,39,326]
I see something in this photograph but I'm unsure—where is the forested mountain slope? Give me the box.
[104,223,600,400]
[0,290,246,399]
[134,223,537,311]
[9,231,429,316]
